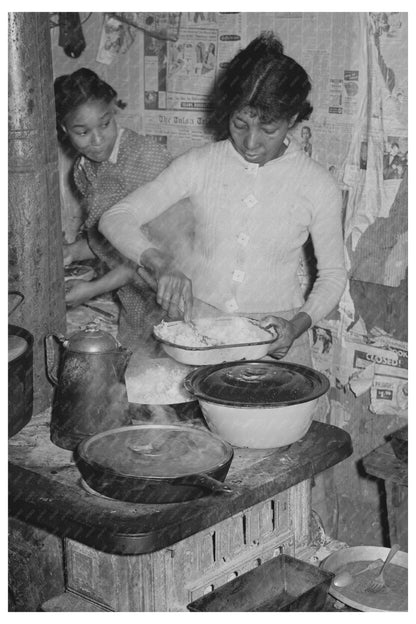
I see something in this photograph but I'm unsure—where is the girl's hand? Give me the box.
[65,279,97,307]
[157,269,193,321]
[63,243,75,267]
[63,238,95,265]
[259,315,298,359]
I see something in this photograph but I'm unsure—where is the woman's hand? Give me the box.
[65,279,97,307]
[139,248,193,320]
[156,268,193,321]
[259,312,312,359]
[259,316,298,359]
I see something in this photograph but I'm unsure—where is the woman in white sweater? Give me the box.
[100,33,347,365]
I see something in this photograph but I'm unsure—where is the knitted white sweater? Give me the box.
[100,137,347,324]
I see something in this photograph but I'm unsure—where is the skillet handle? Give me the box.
[172,473,233,495]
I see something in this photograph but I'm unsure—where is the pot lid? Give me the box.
[184,360,330,407]
[77,425,233,478]
[67,322,120,353]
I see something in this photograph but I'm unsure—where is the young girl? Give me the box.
[54,68,172,351]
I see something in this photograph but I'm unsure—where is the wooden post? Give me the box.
[8,13,66,414]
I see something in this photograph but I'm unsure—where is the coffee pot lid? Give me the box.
[66,322,120,353]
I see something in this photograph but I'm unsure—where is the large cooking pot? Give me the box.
[184,360,330,449]
[75,424,234,503]
[8,292,34,438]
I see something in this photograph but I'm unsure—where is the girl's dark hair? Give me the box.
[206,32,313,140]
[54,67,126,143]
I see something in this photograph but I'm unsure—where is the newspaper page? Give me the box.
[310,320,340,387]
[111,12,181,41]
[96,14,137,65]
[337,330,407,418]
[143,12,244,156]
[312,321,408,418]
[344,12,408,287]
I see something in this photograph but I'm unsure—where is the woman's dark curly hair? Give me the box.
[54,67,126,144]
[206,32,313,140]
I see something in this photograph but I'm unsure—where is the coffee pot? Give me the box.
[46,322,132,450]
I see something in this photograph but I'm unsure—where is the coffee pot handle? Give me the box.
[45,333,67,385]
[8,291,24,317]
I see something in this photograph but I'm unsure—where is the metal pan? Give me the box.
[321,545,408,611]
[75,424,234,504]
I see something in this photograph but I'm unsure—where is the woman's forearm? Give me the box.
[289,312,312,338]
[100,150,195,264]
[140,247,175,278]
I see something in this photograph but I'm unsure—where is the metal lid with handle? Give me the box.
[78,424,233,477]
[184,360,330,407]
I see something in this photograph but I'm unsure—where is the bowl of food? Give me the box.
[184,360,330,448]
[153,316,276,366]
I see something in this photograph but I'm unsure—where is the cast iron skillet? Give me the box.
[75,424,234,504]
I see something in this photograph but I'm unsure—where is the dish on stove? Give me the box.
[75,424,234,503]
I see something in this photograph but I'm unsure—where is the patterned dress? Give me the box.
[73,127,171,352]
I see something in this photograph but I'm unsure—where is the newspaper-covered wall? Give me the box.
[342,13,407,288]
[55,11,407,296]
[57,12,407,293]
